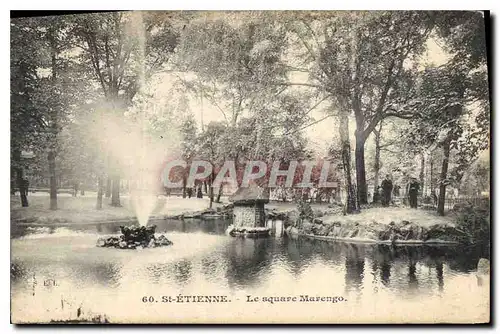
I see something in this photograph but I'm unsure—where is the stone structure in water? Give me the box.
[227,183,271,237]
[96,225,173,249]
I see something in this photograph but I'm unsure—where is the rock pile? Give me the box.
[299,218,462,244]
[96,225,173,249]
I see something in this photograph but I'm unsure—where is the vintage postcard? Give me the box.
[10,10,490,324]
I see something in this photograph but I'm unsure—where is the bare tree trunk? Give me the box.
[48,27,58,211]
[437,139,451,216]
[48,151,57,210]
[111,174,121,207]
[349,24,367,207]
[430,153,434,193]
[96,176,104,209]
[373,124,382,193]
[182,173,187,198]
[10,164,16,195]
[105,177,112,198]
[419,153,425,196]
[209,189,214,208]
[216,184,224,203]
[16,168,29,207]
[339,111,357,214]
[13,150,28,207]
[209,175,214,209]
[355,132,368,205]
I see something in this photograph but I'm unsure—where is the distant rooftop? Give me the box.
[229,183,270,204]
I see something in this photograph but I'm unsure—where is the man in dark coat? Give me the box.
[407,177,420,209]
[381,175,393,207]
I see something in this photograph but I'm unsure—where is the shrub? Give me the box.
[454,203,490,245]
[295,199,314,228]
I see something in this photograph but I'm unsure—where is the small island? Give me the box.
[96,225,173,249]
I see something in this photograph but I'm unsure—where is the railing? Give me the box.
[443,196,489,211]
[394,194,489,211]
[11,187,75,195]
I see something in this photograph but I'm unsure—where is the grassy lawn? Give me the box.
[321,206,455,227]
[11,193,228,224]
[11,192,454,228]
[267,200,454,227]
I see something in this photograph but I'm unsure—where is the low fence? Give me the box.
[394,195,489,211]
[11,188,75,195]
[443,196,489,211]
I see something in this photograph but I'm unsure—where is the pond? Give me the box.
[11,218,490,323]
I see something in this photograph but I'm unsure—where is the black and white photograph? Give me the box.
[9,10,491,324]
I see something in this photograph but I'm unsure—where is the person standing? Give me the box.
[22,178,29,197]
[381,175,393,207]
[393,184,401,197]
[407,177,420,209]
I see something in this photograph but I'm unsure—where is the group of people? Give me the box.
[373,175,420,208]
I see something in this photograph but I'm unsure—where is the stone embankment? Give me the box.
[270,205,463,245]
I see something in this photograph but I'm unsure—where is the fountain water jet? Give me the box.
[131,190,158,227]
[95,12,173,248]
[128,11,157,228]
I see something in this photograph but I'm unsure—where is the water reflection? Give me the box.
[225,238,274,289]
[370,245,393,286]
[408,250,419,292]
[11,219,489,306]
[436,260,444,292]
[344,244,365,293]
[173,260,192,285]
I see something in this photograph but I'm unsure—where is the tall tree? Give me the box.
[46,23,61,210]
[405,11,489,215]
[371,121,383,192]
[41,16,85,210]
[197,122,226,208]
[11,16,79,209]
[72,11,179,207]
[279,13,359,212]
[408,63,485,215]
[177,14,305,200]
[337,107,357,213]
[11,18,44,207]
[317,12,434,204]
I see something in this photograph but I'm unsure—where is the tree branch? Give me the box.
[276,82,323,89]
[82,25,109,97]
[384,110,418,119]
[104,34,114,92]
[301,19,322,51]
